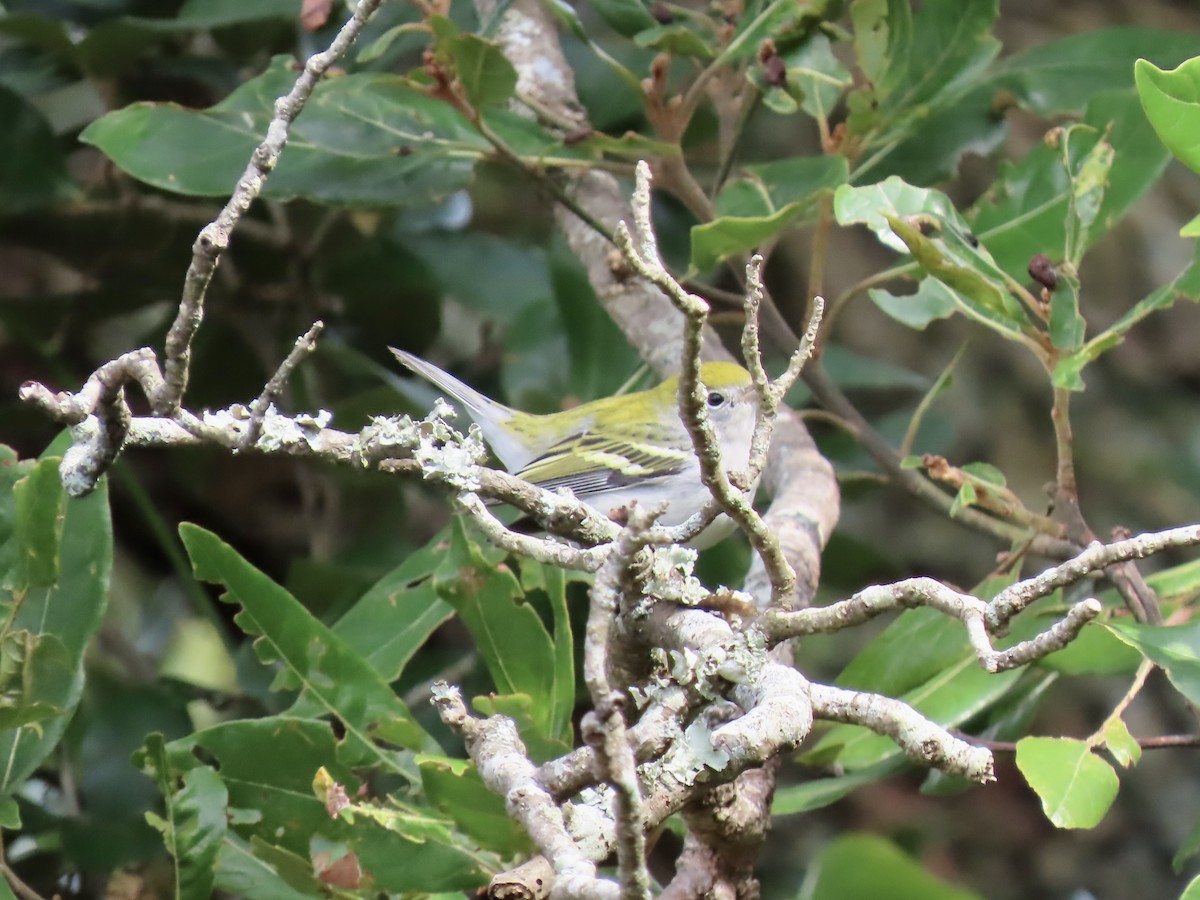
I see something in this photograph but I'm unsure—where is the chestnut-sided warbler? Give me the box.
[390,349,758,548]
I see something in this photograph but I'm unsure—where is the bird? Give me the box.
[390,348,757,547]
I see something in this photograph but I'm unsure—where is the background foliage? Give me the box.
[4,0,1200,897]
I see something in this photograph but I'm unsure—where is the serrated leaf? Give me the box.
[179,523,435,769]
[0,440,111,797]
[1015,736,1118,828]
[143,732,228,900]
[331,529,455,682]
[434,519,564,746]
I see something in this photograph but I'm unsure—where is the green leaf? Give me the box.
[1063,128,1115,264]
[0,86,74,215]
[0,444,111,796]
[331,529,455,682]
[1098,718,1141,769]
[1135,57,1200,175]
[179,523,435,769]
[444,29,519,108]
[996,28,1200,116]
[518,558,576,744]
[585,0,658,38]
[835,177,970,253]
[692,156,848,270]
[779,33,851,122]
[972,90,1172,282]
[885,213,1031,341]
[80,57,484,206]
[434,519,562,744]
[879,0,999,111]
[1079,246,1200,362]
[773,758,905,815]
[1182,875,1200,900]
[868,277,958,330]
[163,0,302,27]
[849,0,904,88]
[634,24,714,60]
[1038,621,1142,676]
[0,794,18,830]
[802,833,984,900]
[1049,271,1085,356]
[1107,621,1200,707]
[1015,736,1119,829]
[214,835,322,900]
[142,718,346,860]
[1173,815,1200,872]
[849,0,1000,180]
[143,733,228,900]
[418,755,531,856]
[8,458,65,590]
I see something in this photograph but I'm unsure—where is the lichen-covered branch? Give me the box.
[809,683,995,782]
[987,525,1200,630]
[582,508,659,900]
[765,575,1103,674]
[431,684,620,900]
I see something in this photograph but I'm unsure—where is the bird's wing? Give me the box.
[517,430,692,496]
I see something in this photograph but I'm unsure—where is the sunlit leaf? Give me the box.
[1015,736,1118,829]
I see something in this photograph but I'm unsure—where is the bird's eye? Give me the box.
[706,390,727,409]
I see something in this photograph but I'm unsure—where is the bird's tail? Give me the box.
[389,348,531,470]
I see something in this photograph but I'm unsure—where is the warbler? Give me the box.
[390,349,758,547]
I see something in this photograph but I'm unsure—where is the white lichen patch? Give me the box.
[253,405,333,451]
[564,788,615,859]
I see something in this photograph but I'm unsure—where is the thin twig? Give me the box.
[241,321,325,451]
[158,0,385,414]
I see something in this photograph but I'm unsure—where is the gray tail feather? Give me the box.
[388,348,510,424]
